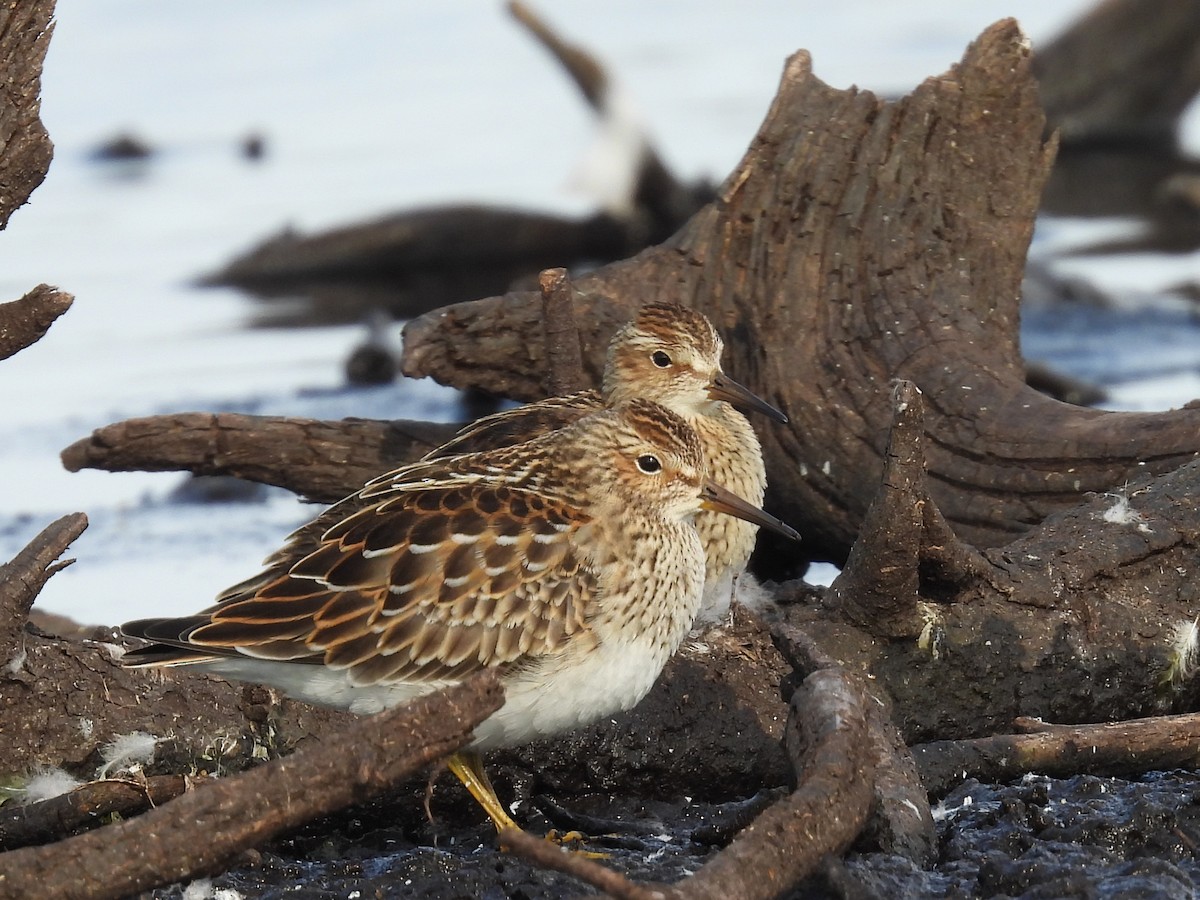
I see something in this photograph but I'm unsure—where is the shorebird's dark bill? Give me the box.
[707,372,788,424]
[701,481,801,542]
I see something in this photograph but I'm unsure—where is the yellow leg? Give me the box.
[447,750,521,833]
[446,750,607,857]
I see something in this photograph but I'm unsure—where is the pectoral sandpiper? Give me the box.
[121,398,799,835]
[436,302,785,624]
[214,305,783,625]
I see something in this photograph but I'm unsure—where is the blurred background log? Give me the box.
[1035,0,1200,253]
[198,3,712,329]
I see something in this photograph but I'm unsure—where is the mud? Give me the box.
[139,771,1200,899]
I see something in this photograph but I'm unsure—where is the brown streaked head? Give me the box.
[602,302,786,423]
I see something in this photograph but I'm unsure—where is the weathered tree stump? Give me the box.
[399,20,1200,565]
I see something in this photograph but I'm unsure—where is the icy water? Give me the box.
[5,2,1200,898]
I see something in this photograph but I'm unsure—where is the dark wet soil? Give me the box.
[140,770,1200,899]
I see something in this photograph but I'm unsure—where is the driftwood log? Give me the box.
[61,412,458,504]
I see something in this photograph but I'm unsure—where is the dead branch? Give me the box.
[666,667,873,899]
[0,775,199,852]
[913,711,1200,798]
[0,285,73,361]
[508,1,606,108]
[861,701,936,865]
[768,618,933,864]
[539,267,587,395]
[0,674,503,900]
[826,381,923,633]
[500,828,660,900]
[826,380,988,634]
[507,1,710,236]
[0,513,87,655]
[501,665,873,900]
[60,413,458,503]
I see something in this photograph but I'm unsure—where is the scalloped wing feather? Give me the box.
[176,482,597,685]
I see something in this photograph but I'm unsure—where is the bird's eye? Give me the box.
[636,454,663,474]
[651,350,672,368]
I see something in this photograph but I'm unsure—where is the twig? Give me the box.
[0,513,87,655]
[508,1,607,109]
[0,673,503,900]
[539,268,587,396]
[0,775,200,852]
[500,828,665,900]
[0,285,74,361]
[668,668,874,897]
[912,710,1200,797]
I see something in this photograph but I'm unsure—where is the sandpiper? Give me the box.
[215,305,784,624]
[434,302,785,623]
[121,398,799,834]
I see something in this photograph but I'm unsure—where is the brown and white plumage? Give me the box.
[122,399,796,751]
[432,302,785,623]
[207,304,781,628]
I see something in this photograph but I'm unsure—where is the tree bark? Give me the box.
[400,20,1200,565]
